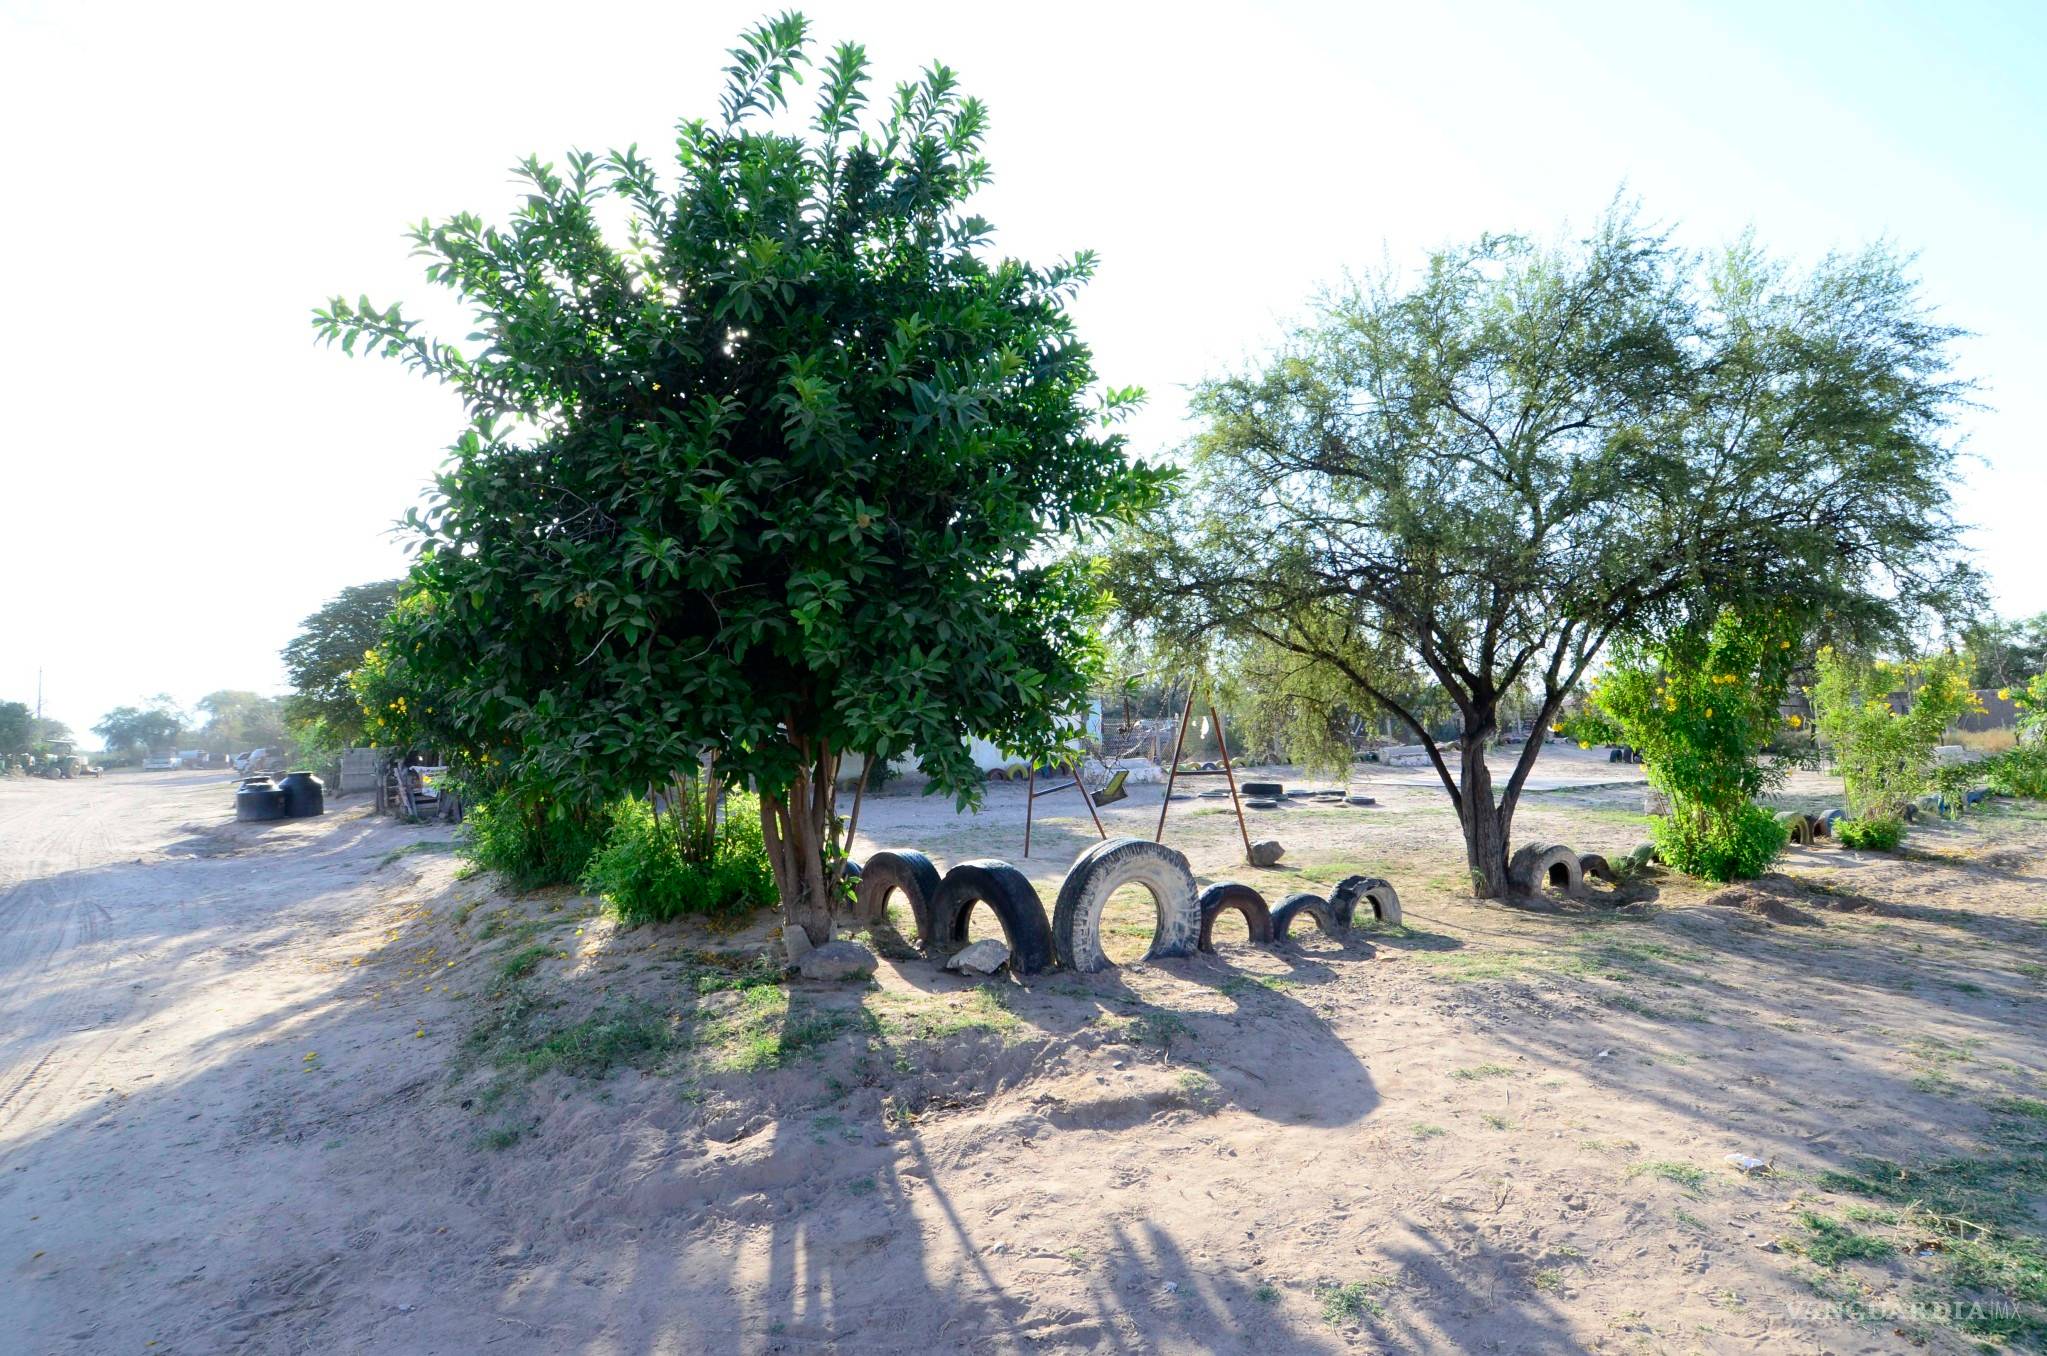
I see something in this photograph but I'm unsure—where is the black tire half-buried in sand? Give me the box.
[852,849,943,942]
[929,859,1054,976]
[1052,837,1200,973]
[1196,881,1273,950]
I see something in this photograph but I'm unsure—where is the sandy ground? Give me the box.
[2,756,2044,1354]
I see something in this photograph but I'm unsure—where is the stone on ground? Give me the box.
[945,938,1011,975]
[796,939,878,982]
[1248,839,1285,867]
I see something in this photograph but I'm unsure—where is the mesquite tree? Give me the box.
[1108,211,1973,899]
[316,14,1165,941]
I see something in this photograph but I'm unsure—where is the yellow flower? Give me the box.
[1578,741,1591,750]
[1786,714,1803,728]
[1998,688,2012,701]
[1704,707,1714,718]
[1780,640,1791,650]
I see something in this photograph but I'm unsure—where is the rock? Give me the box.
[946,938,1011,975]
[782,923,814,965]
[1248,839,1285,868]
[795,939,877,982]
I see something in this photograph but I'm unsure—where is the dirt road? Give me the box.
[4,767,2043,1354]
[0,771,466,1352]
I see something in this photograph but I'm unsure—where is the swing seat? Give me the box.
[1092,769,1130,806]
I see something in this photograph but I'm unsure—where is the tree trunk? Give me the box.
[1457,732,1514,899]
[760,744,841,949]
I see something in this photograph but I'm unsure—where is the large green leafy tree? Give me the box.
[195,690,289,753]
[1110,212,1973,899]
[281,580,402,744]
[317,14,1165,940]
[93,699,187,755]
[0,702,32,756]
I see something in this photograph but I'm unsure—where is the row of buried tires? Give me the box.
[845,835,1401,978]
[1508,806,1863,896]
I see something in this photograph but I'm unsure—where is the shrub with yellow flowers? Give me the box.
[1588,609,1805,881]
[1809,646,1983,832]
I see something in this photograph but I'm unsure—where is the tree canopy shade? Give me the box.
[93,698,186,755]
[1107,210,1975,898]
[0,701,31,755]
[281,580,401,744]
[195,690,288,753]
[316,13,1166,940]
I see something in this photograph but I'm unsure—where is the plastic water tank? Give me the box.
[235,784,289,822]
[276,771,325,818]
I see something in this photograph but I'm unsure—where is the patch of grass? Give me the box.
[844,1176,877,1197]
[1411,1122,1446,1140]
[1449,1062,1516,1081]
[1254,1282,1280,1304]
[872,986,1022,1042]
[1629,1160,1708,1194]
[1674,1208,1710,1231]
[715,991,867,1073]
[516,1002,681,1079]
[1217,974,1304,997]
[1175,1069,1224,1111]
[1482,1113,1514,1130]
[378,839,457,869]
[1796,1212,1896,1266]
[1989,1096,2047,1122]
[481,1124,524,1151]
[1531,1268,1564,1293]
[499,944,553,983]
[1316,1279,1387,1324]
[1815,1143,2047,1346]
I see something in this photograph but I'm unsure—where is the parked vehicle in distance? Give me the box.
[235,748,278,775]
[143,754,177,771]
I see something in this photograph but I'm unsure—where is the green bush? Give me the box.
[1649,801,1789,883]
[1810,648,1981,824]
[1834,816,1904,852]
[1590,609,1803,882]
[1984,744,2047,799]
[464,785,610,891]
[580,792,777,926]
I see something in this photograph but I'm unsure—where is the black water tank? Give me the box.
[276,771,325,818]
[235,784,289,822]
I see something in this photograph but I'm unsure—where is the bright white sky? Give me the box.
[3,0,2042,744]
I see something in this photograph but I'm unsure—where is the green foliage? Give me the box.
[1797,1212,1897,1266]
[1963,612,2047,689]
[1106,205,1974,897]
[1984,744,2047,799]
[463,783,610,891]
[1932,759,1983,818]
[1590,609,1802,880]
[195,689,288,753]
[1650,801,1789,882]
[2009,670,2047,744]
[1834,816,1904,852]
[0,701,31,755]
[280,580,401,745]
[350,593,462,756]
[91,697,187,754]
[1810,648,1982,822]
[580,793,778,926]
[315,15,1165,936]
